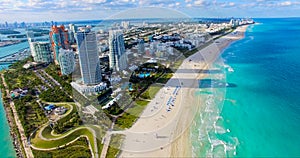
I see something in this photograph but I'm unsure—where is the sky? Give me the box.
[0,0,300,22]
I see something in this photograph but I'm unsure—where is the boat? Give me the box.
[228,67,234,72]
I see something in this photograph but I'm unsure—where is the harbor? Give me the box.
[0,41,30,68]
[0,48,30,65]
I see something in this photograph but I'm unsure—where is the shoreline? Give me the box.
[170,25,250,157]
[0,89,23,157]
[119,25,250,157]
[1,73,33,158]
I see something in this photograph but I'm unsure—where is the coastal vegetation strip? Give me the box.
[0,93,26,157]
[140,84,164,100]
[106,134,125,158]
[1,73,34,157]
[115,100,150,130]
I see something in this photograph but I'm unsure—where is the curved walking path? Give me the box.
[29,102,99,158]
[31,135,90,151]
[31,126,97,158]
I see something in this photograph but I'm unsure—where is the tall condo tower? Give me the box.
[49,25,70,62]
[31,42,52,63]
[68,24,78,44]
[137,38,145,54]
[26,31,36,59]
[76,28,102,85]
[58,49,75,75]
[108,30,127,71]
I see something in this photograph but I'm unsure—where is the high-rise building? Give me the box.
[121,21,130,30]
[49,25,70,62]
[26,31,34,40]
[5,22,8,28]
[58,49,75,75]
[109,30,127,71]
[137,39,145,54]
[26,31,36,59]
[31,42,52,63]
[76,29,102,85]
[68,24,78,44]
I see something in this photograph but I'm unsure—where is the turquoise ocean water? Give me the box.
[192,18,300,157]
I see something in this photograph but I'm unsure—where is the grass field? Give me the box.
[157,73,174,84]
[147,84,163,99]
[140,83,163,100]
[115,100,150,129]
[32,137,92,158]
[106,134,124,158]
[31,127,95,150]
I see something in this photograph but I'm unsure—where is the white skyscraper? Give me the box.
[69,23,77,44]
[121,21,130,29]
[31,42,52,63]
[76,29,102,85]
[109,30,128,71]
[26,31,36,60]
[58,49,75,75]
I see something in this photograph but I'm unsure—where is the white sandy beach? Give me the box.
[119,25,249,157]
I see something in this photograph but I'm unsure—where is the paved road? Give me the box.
[100,121,115,158]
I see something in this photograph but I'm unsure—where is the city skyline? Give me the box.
[0,2,299,156]
[1,0,300,22]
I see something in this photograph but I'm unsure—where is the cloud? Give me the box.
[219,2,236,8]
[83,0,107,3]
[229,2,235,6]
[2,0,299,13]
[279,1,292,6]
[186,3,192,7]
[1,0,300,22]
[194,0,205,6]
[168,2,180,8]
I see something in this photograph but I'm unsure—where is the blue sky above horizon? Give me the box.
[0,0,300,22]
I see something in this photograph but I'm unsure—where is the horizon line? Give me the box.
[1,17,300,24]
